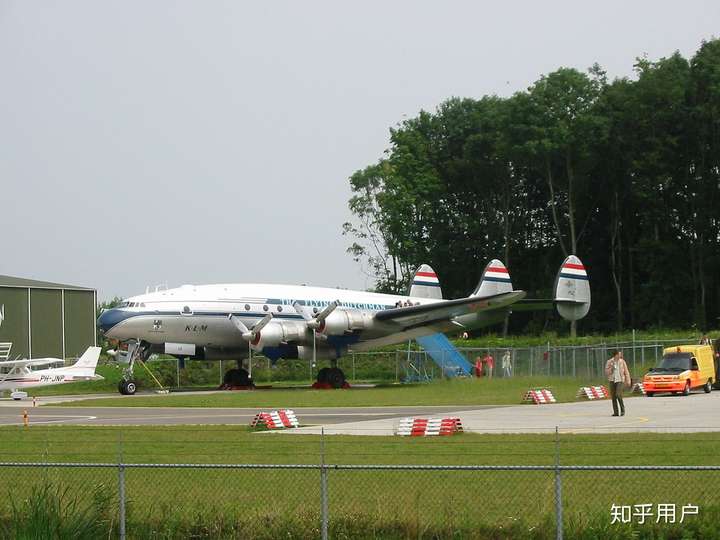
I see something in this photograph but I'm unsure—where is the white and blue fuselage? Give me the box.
[97,283,444,361]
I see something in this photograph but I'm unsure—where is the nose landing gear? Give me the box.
[118,341,152,395]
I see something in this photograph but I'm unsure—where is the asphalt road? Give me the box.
[2,391,720,434]
[0,401,496,427]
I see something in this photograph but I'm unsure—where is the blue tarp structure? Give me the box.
[415,333,472,377]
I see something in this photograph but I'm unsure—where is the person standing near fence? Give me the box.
[474,356,483,378]
[483,352,494,379]
[605,350,631,416]
[502,350,512,377]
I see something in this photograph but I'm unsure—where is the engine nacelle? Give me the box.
[296,345,342,360]
[251,321,307,350]
[317,309,374,336]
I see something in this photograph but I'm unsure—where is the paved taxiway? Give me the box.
[0,398,495,427]
[1,391,719,434]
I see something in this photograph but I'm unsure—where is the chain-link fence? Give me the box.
[130,338,698,388]
[0,461,717,539]
[400,338,698,381]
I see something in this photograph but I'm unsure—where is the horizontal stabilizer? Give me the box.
[554,255,591,321]
[472,259,513,297]
[409,264,443,299]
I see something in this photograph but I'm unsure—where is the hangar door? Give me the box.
[0,287,30,359]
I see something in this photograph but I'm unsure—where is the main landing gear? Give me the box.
[221,360,254,389]
[314,363,348,389]
[118,341,151,395]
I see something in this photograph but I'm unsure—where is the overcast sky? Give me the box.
[1,1,718,300]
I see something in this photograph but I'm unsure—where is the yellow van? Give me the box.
[643,345,716,396]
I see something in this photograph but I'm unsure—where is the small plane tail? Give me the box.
[472,259,513,297]
[554,255,591,321]
[408,264,443,299]
[72,347,102,370]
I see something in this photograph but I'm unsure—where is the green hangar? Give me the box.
[0,275,97,360]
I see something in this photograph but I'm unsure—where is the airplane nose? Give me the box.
[97,308,132,334]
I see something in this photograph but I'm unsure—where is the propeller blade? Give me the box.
[293,302,312,321]
[316,301,339,322]
[228,314,249,333]
[252,313,274,333]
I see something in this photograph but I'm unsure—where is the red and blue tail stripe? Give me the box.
[559,262,588,281]
[483,265,512,283]
[412,271,441,287]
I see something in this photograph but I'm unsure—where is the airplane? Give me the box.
[0,346,103,400]
[97,255,590,395]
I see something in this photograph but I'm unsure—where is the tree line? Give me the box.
[343,39,720,333]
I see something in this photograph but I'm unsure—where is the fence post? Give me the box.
[395,351,399,383]
[118,436,126,540]
[586,347,590,378]
[555,426,563,540]
[320,427,329,540]
[530,347,533,377]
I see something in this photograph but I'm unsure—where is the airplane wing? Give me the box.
[374,291,526,330]
[0,358,61,368]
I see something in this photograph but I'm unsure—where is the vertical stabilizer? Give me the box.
[554,255,591,321]
[72,347,101,370]
[472,260,513,297]
[408,265,443,299]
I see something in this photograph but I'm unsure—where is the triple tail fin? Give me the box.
[408,264,443,299]
[554,255,591,321]
[472,259,513,297]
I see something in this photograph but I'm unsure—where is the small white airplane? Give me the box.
[0,346,103,400]
[98,256,590,394]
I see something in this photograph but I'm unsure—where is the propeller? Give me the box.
[228,313,274,378]
[294,301,339,332]
[292,300,339,374]
[228,313,273,347]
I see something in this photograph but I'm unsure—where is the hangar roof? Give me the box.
[0,275,95,291]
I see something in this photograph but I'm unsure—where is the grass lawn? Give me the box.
[0,424,718,466]
[0,425,719,539]
[55,376,614,408]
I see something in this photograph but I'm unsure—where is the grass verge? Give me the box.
[55,376,612,408]
[0,426,719,539]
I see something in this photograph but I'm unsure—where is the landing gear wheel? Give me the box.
[326,367,346,389]
[125,381,137,395]
[316,367,330,385]
[118,380,137,395]
[704,380,712,393]
[223,368,251,387]
[682,381,691,396]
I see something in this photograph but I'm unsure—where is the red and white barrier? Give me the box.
[632,382,646,395]
[250,409,299,429]
[523,389,556,404]
[576,385,609,400]
[396,417,463,436]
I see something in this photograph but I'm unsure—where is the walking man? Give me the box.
[605,351,631,416]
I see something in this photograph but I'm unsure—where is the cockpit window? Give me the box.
[119,302,129,308]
